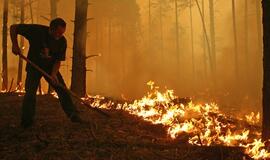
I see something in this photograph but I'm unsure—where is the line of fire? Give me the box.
[1,0,270,159]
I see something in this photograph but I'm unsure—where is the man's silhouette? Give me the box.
[10,18,82,128]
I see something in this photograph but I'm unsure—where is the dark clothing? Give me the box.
[16,24,67,72]
[21,69,78,127]
[17,24,78,127]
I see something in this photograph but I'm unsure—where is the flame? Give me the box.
[241,139,270,159]
[245,112,260,125]
[0,81,44,95]
[0,89,7,93]
[82,81,270,159]
[51,91,59,99]
[8,81,270,159]
[14,82,25,96]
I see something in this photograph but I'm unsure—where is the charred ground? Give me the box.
[0,93,251,160]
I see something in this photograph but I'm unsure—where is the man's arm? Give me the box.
[51,38,67,85]
[10,25,20,55]
[51,61,61,85]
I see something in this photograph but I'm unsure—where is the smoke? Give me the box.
[0,0,263,113]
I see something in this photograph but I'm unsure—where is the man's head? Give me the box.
[49,18,66,40]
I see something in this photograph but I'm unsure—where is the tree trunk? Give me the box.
[47,0,58,94]
[108,19,112,63]
[2,0,8,91]
[17,0,24,87]
[159,0,164,59]
[262,0,270,140]
[202,0,208,82]
[195,0,213,76]
[120,23,126,93]
[95,18,99,91]
[189,0,195,84]
[50,0,57,19]
[71,0,88,97]
[148,0,151,49]
[36,0,40,23]
[256,0,263,55]
[28,0,34,23]
[244,0,249,84]
[175,0,180,68]
[209,0,216,81]
[232,0,239,78]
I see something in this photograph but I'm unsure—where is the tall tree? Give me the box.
[158,0,164,58]
[243,0,250,88]
[2,0,9,91]
[232,0,239,78]
[195,0,213,76]
[174,0,180,68]
[262,0,270,140]
[28,0,34,23]
[148,0,152,49]
[209,0,216,80]
[201,0,208,82]
[256,0,263,54]
[50,0,57,19]
[71,0,88,97]
[189,0,195,82]
[36,0,40,23]
[47,0,58,94]
[17,0,24,87]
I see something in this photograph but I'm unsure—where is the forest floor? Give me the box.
[0,93,252,160]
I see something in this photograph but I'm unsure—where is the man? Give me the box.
[10,18,82,128]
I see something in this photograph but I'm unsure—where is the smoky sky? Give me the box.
[0,0,263,114]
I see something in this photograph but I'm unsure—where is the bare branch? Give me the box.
[86,69,93,72]
[85,54,100,59]
[40,15,50,22]
[87,18,94,21]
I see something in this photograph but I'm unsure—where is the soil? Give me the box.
[0,93,251,160]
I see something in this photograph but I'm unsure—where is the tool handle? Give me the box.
[17,53,110,118]
[18,53,54,81]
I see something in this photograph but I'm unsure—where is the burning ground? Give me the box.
[0,82,268,159]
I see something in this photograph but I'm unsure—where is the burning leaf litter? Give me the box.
[1,81,269,159]
[82,81,269,159]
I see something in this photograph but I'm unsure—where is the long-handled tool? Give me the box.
[18,53,110,118]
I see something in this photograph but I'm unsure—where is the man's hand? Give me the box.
[12,44,20,55]
[40,48,52,60]
[50,61,61,86]
[51,74,59,86]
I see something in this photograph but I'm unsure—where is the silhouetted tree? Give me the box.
[17,0,24,87]
[71,0,88,96]
[153,0,170,60]
[28,0,34,23]
[189,0,195,82]
[209,0,216,81]
[262,0,270,140]
[194,0,213,76]
[2,0,9,91]
[50,0,57,19]
[174,0,180,68]
[256,0,263,54]
[232,0,239,78]
[148,0,152,50]
[201,0,208,82]
[170,0,191,72]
